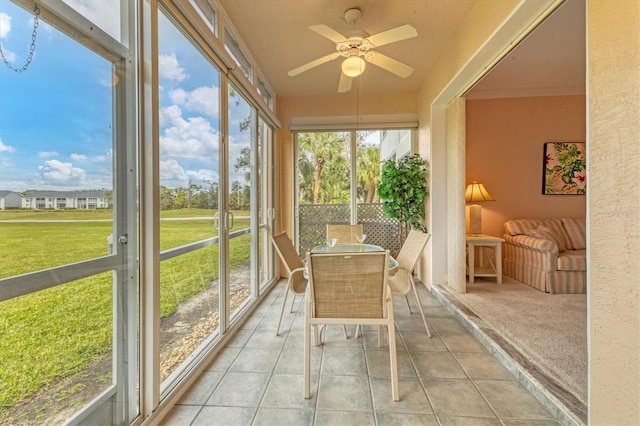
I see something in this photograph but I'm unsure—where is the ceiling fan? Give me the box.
[287,8,418,93]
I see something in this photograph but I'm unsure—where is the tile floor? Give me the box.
[160,280,558,425]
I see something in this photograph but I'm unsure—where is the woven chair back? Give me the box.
[307,251,388,319]
[272,232,304,272]
[395,230,431,272]
[326,224,364,244]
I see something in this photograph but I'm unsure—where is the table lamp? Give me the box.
[465,181,495,235]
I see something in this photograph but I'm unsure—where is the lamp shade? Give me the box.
[342,56,366,77]
[465,181,495,203]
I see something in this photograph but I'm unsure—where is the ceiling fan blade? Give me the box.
[366,52,414,78]
[338,73,353,93]
[309,24,348,44]
[288,53,339,77]
[366,24,417,48]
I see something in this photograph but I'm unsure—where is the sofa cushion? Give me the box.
[562,217,586,250]
[527,225,568,252]
[557,250,587,271]
[504,219,544,236]
[539,219,573,250]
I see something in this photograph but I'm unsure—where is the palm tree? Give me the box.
[357,144,381,203]
[297,132,349,204]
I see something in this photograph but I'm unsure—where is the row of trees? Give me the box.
[159,179,250,211]
[297,131,381,205]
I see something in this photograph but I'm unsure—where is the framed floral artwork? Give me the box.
[543,142,586,195]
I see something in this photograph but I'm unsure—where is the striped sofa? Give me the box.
[503,217,586,294]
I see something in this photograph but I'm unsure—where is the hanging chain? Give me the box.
[0,5,40,73]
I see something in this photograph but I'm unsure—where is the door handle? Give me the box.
[226,212,234,230]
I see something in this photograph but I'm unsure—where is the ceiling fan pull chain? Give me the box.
[0,5,40,73]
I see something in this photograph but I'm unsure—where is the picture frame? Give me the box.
[542,142,586,195]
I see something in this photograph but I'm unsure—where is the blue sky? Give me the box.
[0,1,250,192]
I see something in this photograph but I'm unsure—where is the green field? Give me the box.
[0,209,251,411]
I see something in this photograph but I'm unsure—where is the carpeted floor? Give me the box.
[451,277,587,405]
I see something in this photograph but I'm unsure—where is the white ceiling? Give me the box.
[217,0,585,100]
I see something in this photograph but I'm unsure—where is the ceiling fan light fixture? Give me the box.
[342,56,366,77]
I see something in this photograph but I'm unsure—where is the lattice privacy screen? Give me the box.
[298,203,400,256]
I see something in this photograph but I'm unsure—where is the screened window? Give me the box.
[224,27,252,80]
[191,0,217,34]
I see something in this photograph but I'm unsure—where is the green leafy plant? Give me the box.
[377,153,429,247]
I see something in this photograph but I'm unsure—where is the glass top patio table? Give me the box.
[310,243,398,274]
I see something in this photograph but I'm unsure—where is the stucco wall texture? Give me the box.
[587,1,640,424]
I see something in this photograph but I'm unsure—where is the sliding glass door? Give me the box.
[296,130,410,253]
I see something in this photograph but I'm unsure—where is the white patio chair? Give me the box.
[304,250,399,401]
[388,230,432,337]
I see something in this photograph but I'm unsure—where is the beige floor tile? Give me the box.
[411,352,468,379]
[275,348,321,376]
[224,329,253,348]
[453,352,515,380]
[375,412,439,425]
[366,349,417,378]
[177,371,224,405]
[158,405,201,425]
[316,375,372,412]
[437,415,503,425]
[400,331,448,352]
[322,349,367,376]
[228,347,281,373]
[315,410,376,426]
[475,379,556,420]
[428,318,469,334]
[362,329,406,351]
[205,372,270,407]
[501,419,560,425]
[370,376,434,414]
[439,332,488,352]
[244,328,288,349]
[253,407,314,426]
[205,347,241,372]
[261,374,317,409]
[422,378,496,417]
[191,406,256,426]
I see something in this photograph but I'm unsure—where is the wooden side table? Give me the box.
[466,234,505,284]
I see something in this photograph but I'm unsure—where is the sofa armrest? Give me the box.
[503,234,559,255]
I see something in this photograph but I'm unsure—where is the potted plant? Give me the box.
[377,153,429,248]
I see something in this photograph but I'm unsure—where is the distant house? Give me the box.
[20,190,110,210]
[0,190,22,210]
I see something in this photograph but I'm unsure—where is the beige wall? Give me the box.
[466,95,586,237]
[587,1,640,424]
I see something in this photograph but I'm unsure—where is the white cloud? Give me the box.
[169,88,187,105]
[186,86,220,118]
[0,12,11,38]
[92,149,113,162]
[64,0,121,40]
[160,159,188,187]
[185,168,218,182]
[38,151,59,158]
[159,53,188,82]
[70,153,87,161]
[0,138,15,153]
[169,86,220,119]
[159,106,219,159]
[37,160,86,182]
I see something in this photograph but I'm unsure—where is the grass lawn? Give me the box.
[0,209,251,411]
